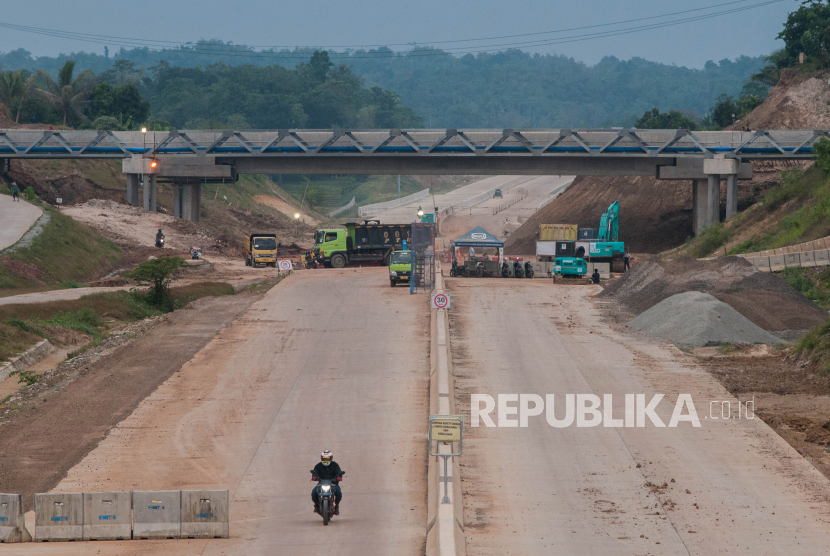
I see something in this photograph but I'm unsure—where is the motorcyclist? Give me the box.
[155,229,165,247]
[311,450,343,515]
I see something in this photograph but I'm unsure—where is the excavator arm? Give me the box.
[597,201,619,242]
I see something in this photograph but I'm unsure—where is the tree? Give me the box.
[122,257,185,309]
[778,1,830,66]
[0,70,35,123]
[86,82,149,125]
[34,60,95,125]
[635,108,697,130]
[814,137,830,174]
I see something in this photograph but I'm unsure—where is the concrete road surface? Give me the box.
[0,193,42,251]
[5,269,428,555]
[449,279,830,555]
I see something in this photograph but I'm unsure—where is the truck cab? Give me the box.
[245,233,278,267]
[389,250,412,287]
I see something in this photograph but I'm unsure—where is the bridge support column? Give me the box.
[692,179,708,235]
[725,174,738,221]
[173,180,201,222]
[142,174,150,210]
[707,174,721,228]
[149,175,157,212]
[126,174,139,206]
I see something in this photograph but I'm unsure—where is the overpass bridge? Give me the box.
[1,127,826,232]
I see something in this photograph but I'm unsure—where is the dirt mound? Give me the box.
[597,256,828,332]
[630,291,782,347]
[735,69,830,130]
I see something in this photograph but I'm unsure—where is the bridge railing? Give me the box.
[1,128,828,159]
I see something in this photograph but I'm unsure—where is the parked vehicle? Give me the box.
[389,250,412,287]
[314,221,412,268]
[311,470,345,526]
[524,261,534,278]
[501,261,510,278]
[244,233,278,267]
[513,260,524,278]
[190,246,202,260]
[304,251,318,269]
[450,260,470,277]
[553,257,588,279]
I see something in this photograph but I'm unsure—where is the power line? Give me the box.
[0,0,785,60]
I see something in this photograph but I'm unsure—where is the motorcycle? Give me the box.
[450,260,470,278]
[155,236,165,248]
[513,261,524,278]
[524,261,534,278]
[475,261,485,278]
[501,261,510,278]
[304,252,317,269]
[311,470,345,525]
[190,246,202,260]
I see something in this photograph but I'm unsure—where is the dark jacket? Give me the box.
[156,232,165,240]
[313,461,343,481]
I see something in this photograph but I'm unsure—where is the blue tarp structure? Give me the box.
[453,226,504,248]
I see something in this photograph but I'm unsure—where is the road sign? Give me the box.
[429,415,463,443]
[278,260,292,271]
[431,293,450,309]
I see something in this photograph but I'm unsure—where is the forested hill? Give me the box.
[0,43,766,128]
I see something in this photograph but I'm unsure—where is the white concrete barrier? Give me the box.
[35,493,83,541]
[181,490,229,539]
[0,493,31,543]
[755,256,771,272]
[816,249,830,266]
[784,253,800,267]
[132,490,181,539]
[83,491,131,540]
[800,251,817,267]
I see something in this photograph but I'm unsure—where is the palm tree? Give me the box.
[35,60,95,126]
[0,70,35,123]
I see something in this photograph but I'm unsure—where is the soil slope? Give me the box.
[735,68,830,130]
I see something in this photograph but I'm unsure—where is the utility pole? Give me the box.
[398,175,401,199]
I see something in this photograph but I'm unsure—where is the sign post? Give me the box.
[431,293,450,310]
[429,415,463,504]
[277,259,293,274]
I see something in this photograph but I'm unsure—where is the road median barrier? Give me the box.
[784,253,800,267]
[816,249,830,266]
[35,493,83,541]
[181,490,229,539]
[83,491,131,540]
[132,490,182,539]
[769,255,786,272]
[800,251,817,267]
[0,493,31,542]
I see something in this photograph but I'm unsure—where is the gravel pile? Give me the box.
[630,291,783,347]
[597,256,828,332]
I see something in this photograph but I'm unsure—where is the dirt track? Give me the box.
[2,268,428,555]
[449,278,830,554]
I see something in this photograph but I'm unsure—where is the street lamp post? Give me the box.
[294,212,301,238]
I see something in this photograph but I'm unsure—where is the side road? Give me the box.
[0,193,42,251]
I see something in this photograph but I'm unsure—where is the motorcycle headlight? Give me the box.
[321,485,331,492]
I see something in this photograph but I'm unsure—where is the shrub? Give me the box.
[23,186,36,201]
[690,224,730,258]
[123,257,186,310]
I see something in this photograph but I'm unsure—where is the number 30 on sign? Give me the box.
[431,293,450,309]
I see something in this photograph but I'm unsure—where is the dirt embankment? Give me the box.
[734,68,830,130]
[598,256,828,333]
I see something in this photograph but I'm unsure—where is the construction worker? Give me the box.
[624,250,631,272]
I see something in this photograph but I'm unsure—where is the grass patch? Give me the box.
[169,282,235,305]
[0,322,43,363]
[0,208,123,289]
[796,320,830,375]
[689,224,731,258]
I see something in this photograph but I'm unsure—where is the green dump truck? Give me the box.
[389,250,412,287]
[314,221,412,268]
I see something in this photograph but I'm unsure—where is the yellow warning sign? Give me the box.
[430,415,463,442]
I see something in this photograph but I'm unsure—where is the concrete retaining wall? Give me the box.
[358,189,430,216]
[133,490,181,539]
[327,196,355,217]
[35,493,83,541]
[0,493,31,543]
[83,491,131,540]
[740,248,830,272]
[181,490,229,539]
[0,339,53,383]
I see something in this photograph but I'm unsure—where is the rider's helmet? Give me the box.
[321,450,333,466]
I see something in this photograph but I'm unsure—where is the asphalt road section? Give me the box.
[0,193,42,251]
[449,279,830,555]
[2,268,428,555]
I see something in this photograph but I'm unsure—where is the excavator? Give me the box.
[574,201,626,271]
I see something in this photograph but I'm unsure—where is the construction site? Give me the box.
[7,3,830,554]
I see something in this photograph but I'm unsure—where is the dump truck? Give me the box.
[539,224,577,242]
[314,220,412,268]
[388,250,412,287]
[244,233,278,267]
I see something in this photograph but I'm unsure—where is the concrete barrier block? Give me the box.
[531,262,545,277]
[587,262,610,279]
[769,255,786,271]
[0,494,31,543]
[800,251,817,267]
[815,249,830,266]
[133,490,181,539]
[181,490,228,539]
[755,256,771,272]
[83,491,131,540]
[774,247,786,255]
[816,238,829,250]
[35,493,83,541]
[784,253,800,267]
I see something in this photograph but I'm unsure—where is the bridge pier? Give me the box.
[173,180,201,222]
[126,174,139,206]
[725,174,738,221]
[692,175,722,235]
[142,174,157,212]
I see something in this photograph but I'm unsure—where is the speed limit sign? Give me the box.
[431,293,450,309]
[278,259,293,271]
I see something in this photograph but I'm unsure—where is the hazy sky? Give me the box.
[0,0,797,68]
